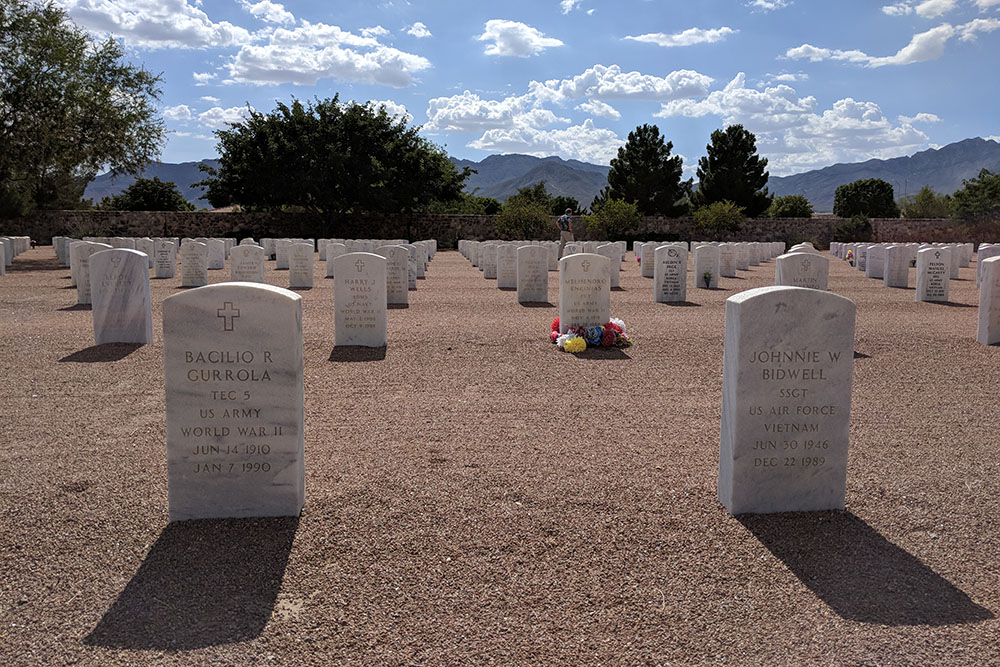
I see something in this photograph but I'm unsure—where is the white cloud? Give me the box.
[424,91,567,133]
[985,135,1000,142]
[959,17,1000,40]
[468,119,622,164]
[173,131,215,140]
[361,25,389,38]
[786,24,955,67]
[626,27,736,47]
[60,0,252,49]
[371,99,414,124]
[239,0,294,25]
[228,21,431,86]
[882,2,913,15]
[575,99,621,120]
[915,0,957,18]
[655,73,928,174]
[530,64,713,103]
[406,21,431,38]
[198,105,253,128]
[477,19,563,57]
[193,72,216,85]
[747,0,790,11]
[560,0,582,13]
[200,95,220,103]
[163,104,193,121]
[772,72,808,82]
[898,112,942,123]
[973,0,1000,9]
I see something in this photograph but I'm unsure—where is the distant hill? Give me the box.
[84,160,219,208]
[768,138,1000,213]
[452,154,610,207]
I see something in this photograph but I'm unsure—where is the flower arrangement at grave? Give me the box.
[703,271,713,289]
[549,317,632,352]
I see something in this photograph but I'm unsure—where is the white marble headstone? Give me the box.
[89,248,153,345]
[977,256,1000,345]
[154,240,177,279]
[693,244,720,289]
[378,245,409,305]
[334,252,387,347]
[884,245,910,288]
[230,244,265,283]
[915,247,950,302]
[73,242,113,305]
[325,242,347,278]
[288,242,314,289]
[181,242,209,288]
[654,245,687,303]
[558,253,610,332]
[496,244,518,289]
[595,244,620,289]
[775,252,829,290]
[517,245,549,303]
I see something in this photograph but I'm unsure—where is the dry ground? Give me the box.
[0,246,998,666]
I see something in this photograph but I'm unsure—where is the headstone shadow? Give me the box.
[498,287,516,292]
[572,347,631,360]
[387,303,409,310]
[739,511,993,626]
[518,301,555,308]
[84,517,298,650]
[931,301,977,308]
[58,304,91,311]
[660,301,702,307]
[329,346,387,362]
[853,350,871,359]
[60,343,142,362]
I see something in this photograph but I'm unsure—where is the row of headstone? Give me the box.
[833,241,974,302]
[0,235,30,273]
[460,240,561,273]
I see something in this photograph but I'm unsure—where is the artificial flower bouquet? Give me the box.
[549,317,632,352]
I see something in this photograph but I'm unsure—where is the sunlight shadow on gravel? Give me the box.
[59,343,142,362]
[84,517,299,650]
[328,346,387,362]
[740,511,994,626]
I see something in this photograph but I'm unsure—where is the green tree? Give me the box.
[200,97,469,214]
[605,124,691,216]
[768,194,813,218]
[98,177,194,211]
[693,201,744,234]
[586,198,640,241]
[550,195,580,216]
[421,193,501,214]
[898,185,951,218]
[832,178,900,218]
[0,0,164,217]
[493,200,551,240]
[695,125,771,217]
[504,181,552,209]
[950,169,1000,227]
[832,214,874,242]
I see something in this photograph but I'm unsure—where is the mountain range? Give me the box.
[84,137,1000,213]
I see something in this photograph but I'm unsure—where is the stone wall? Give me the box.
[4,210,988,248]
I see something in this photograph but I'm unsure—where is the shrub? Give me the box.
[493,200,551,240]
[586,197,640,240]
[693,200,744,234]
[768,194,813,218]
[832,214,873,242]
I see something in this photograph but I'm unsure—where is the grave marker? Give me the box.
[334,252,387,347]
[90,249,153,345]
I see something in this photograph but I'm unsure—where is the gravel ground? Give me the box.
[0,246,997,666]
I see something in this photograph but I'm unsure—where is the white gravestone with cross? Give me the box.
[89,248,153,345]
[288,242,314,289]
[558,253,610,332]
[230,244,265,283]
[163,282,305,521]
[775,252,829,290]
[915,247,950,302]
[377,245,409,305]
[181,241,209,288]
[73,241,113,305]
[334,252,387,347]
[517,245,549,303]
[154,240,177,279]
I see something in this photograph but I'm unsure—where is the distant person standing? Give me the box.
[556,208,574,254]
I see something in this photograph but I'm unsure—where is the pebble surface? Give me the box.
[0,246,997,665]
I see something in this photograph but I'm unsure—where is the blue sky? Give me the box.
[58,0,1000,176]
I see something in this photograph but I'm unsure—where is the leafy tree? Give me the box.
[832,214,874,242]
[422,193,501,214]
[550,195,580,216]
[768,194,813,218]
[693,200,744,234]
[695,125,771,217]
[200,96,470,214]
[493,200,551,240]
[586,198,640,241]
[832,178,900,218]
[0,0,164,217]
[98,177,194,211]
[950,169,1000,227]
[898,185,951,218]
[606,124,691,216]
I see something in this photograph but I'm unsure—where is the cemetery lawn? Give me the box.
[1,247,998,665]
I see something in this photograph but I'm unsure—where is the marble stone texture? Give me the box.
[719,244,737,278]
[275,239,291,270]
[481,244,498,280]
[916,247,950,302]
[517,245,549,303]
[775,252,829,290]
[378,245,409,305]
[181,242,209,288]
[288,243,314,289]
[163,282,305,521]
[596,244,620,289]
[325,243,347,278]
[719,286,856,515]
[154,240,177,279]
[977,244,1000,287]
[206,239,226,270]
[866,245,886,279]
[884,245,911,288]
[230,244,265,283]
[334,252,387,347]
[558,253,610,332]
[640,243,656,278]
[693,245,720,289]
[654,244,687,303]
[977,256,1000,345]
[496,244,518,289]
[89,248,153,345]
[73,242,113,305]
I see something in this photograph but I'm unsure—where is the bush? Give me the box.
[768,194,813,218]
[586,198,640,240]
[833,178,899,218]
[493,200,551,240]
[693,200,744,234]
[899,185,951,218]
[832,214,873,242]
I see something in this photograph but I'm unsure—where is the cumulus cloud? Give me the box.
[626,27,736,47]
[239,0,294,25]
[882,2,913,15]
[530,64,713,103]
[655,73,928,174]
[371,99,414,124]
[424,91,567,133]
[973,0,1000,9]
[915,0,957,18]
[477,19,563,57]
[193,72,217,85]
[361,25,389,38]
[560,0,582,13]
[469,119,622,164]
[747,0,790,11]
[406,22,431,38]
[898,112,942,123]
[59,0,252,49]
[786,24,955,67]
[163,104,193,121]
[575,99,621,120]
[959,17,1000,40]
[228,21,431,86]
[200,95,220,103]
[198,106,254,129]
[772,73,808,82]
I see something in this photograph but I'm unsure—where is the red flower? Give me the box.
[549,331,559,343]
[600,330,616,347]
[604,321,622,335]
[551,317,560,332]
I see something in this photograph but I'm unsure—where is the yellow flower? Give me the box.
[564,336,587,353]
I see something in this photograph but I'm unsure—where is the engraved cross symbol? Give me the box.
[217,302,240,332]
[581,260,591,273]
[801,259,811,271]
[935,251,941,259]
[356,259,365,272]
[110,254,122,267]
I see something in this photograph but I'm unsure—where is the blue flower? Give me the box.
[586,325,603,345]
